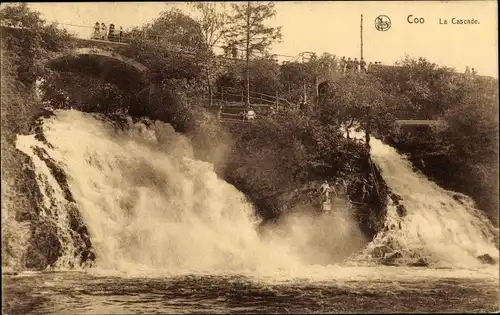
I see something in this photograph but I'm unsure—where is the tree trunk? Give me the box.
[346,118,354,139]
[245,1,251,110]
[314,76,319,107]
[205,59,213,108]
[365,108,371,150]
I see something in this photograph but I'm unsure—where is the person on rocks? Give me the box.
[319,180,336,213]
[319,180,335,202]
[335,177,348,196]
[361,178,373,201]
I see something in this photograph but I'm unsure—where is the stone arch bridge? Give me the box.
[46,37,158,100]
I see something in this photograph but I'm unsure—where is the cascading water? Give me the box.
[12,111,498,274]
[14,110,365,274]
[350,130,499,268]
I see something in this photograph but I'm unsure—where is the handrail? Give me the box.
[217,86,295,108]
[220,86,279,100]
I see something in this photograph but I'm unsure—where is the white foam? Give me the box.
[350,129,499,268]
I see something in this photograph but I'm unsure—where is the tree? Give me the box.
[144,8,205,53]
[120,9,205,90]
[188,2,230,107]
[248,56,280,96]
[226,1,283,109]
[317,73,398,146]
[371,56,458,119]
[0,4,73,89]
[440,75,498,165]
[280,61,310,103]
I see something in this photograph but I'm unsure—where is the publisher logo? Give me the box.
[375,15,391,31]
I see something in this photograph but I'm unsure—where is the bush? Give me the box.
[218,110,371,219]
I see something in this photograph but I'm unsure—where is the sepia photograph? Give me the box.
[1,1,498,313]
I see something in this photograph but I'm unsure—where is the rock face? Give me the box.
[25,220,63,269]
[4,112,95,271]
[28,144,95,270]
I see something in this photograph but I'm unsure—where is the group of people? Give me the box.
[338,56,383,73]
[464,66,478,76]
[91,22,124,42]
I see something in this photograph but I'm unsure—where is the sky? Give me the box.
[24,1,499,77]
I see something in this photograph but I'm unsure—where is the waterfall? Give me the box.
[14,110,366,273]
[11,111,497,272]
[352,130,499,267]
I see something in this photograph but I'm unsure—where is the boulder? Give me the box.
[370,245,392,259]
[380,251,403,266]
[409,258,429,267]
[477,254,497,265]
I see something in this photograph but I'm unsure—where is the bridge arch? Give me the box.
[47,47,150,92]
[318,80,331,95]
[49,47,149,73]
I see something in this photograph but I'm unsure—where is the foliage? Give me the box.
[317,72,399,141]
[188,2,229,52]
[372,57,459,119]
[309,52,339,80]
[225,2,283,56]
[225,1,283,107]
[143,7,206,53]
[119,8,208,86]
[187,2,230,106]
[383,69,499,223]
[440,75,499,164]
[215,57,280,96]
[0,3,73,88]
[248,57,281,95]
[222,112,368,218]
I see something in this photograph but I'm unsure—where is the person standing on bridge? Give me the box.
[108,23,115,42]
[100,23,107,40]
[119,26,124,43]
[92,22,100,39]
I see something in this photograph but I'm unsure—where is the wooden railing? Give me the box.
[215,86,295,108]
